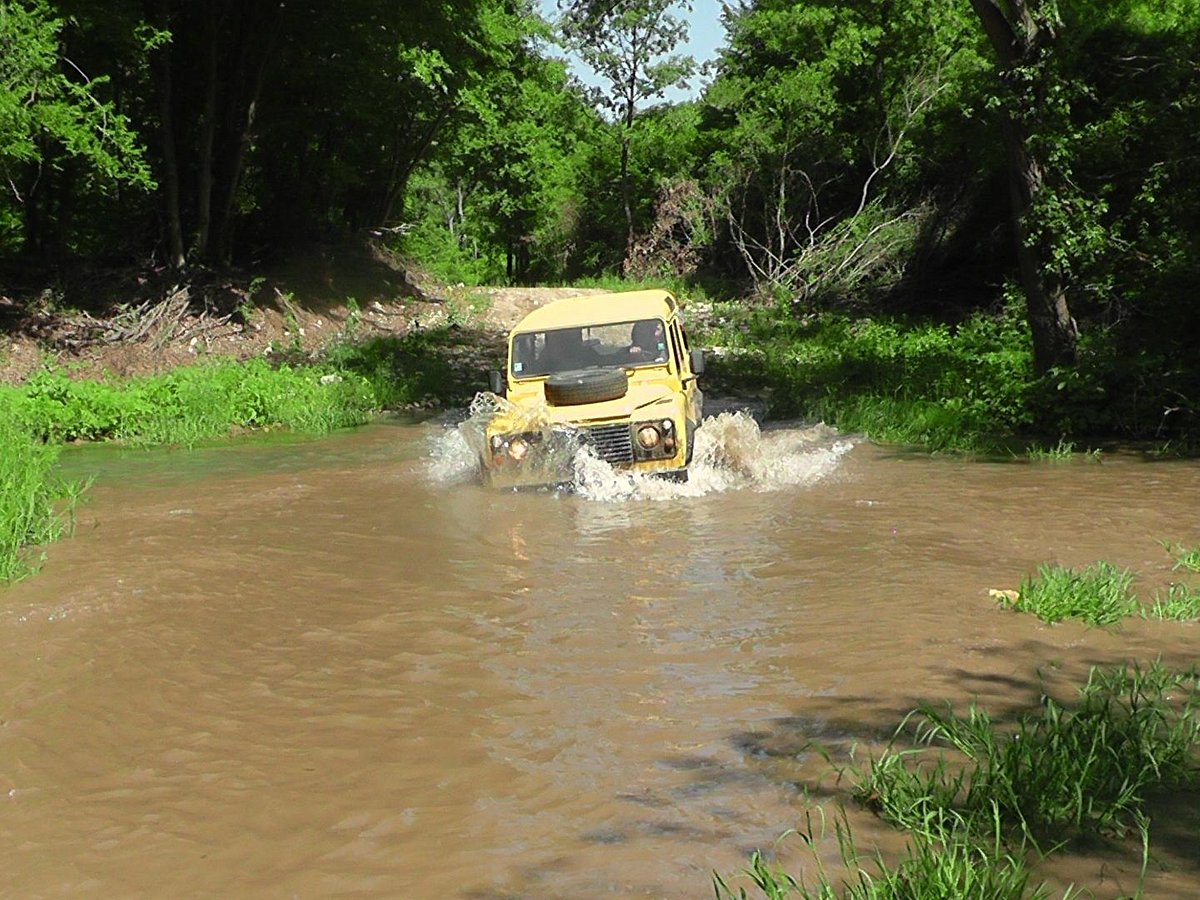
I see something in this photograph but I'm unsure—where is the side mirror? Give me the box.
[690,348,706,376]
[488,369,506,396]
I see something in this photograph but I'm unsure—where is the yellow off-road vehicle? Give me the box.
[482,289,705,488]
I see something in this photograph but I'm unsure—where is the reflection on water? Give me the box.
[1,416,1199,897]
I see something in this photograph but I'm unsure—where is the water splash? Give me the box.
[575,411,854,502]
[424,393,576,487]
[424,397,854,499]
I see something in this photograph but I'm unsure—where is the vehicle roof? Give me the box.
[510,289,678,333]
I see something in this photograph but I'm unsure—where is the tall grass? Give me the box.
[699,308,1034,453]
[853,661,1200,846]
[0,358,379,445]
[999,561,1139,626]
[717,663,1191,897]
[714,809,1056,899]
[1165,541,1200,574]
[1146,582,1200,622]
[0,428,79,582]
[999,549,1200,624]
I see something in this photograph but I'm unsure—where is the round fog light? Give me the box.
[661,419,674,431]
[508,438,528,461]
[637,425,661,449]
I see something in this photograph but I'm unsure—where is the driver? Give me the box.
[540,328,600,370]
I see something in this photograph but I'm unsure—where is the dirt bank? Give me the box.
[0,240,606,387]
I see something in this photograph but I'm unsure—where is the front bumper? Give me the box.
[482,419,688,489]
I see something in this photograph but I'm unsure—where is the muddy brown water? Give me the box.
[2,413,1199,898]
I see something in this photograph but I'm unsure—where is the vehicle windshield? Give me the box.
[510,319,668,377]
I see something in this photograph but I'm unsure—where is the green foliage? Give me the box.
[855,661,1200,847]
[560,0,694,123]
[1165,542,1200,574]
[0,422,87,584]
[323,331,467,410]
[699,0,988,300]
[0,0,153,194]
[713,814,1046,900]
[1146,582,1200,623]
[1001,561,1139,626]
[0,358,378,446]
[0,424,78,582]
[400,39,600,283]
[400,212,506,286]
[701,308,1035,453]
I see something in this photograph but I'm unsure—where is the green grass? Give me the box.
[1165,541,1200,574]
[0,331,472,449]
[0,358,377,445]
[718,663,1193,898]
[0,330,479,585]
[999,547,1200,625]
[1146,582,1200,621]
[714,810,1060,899]
[852,661,1200,846]
[999,561,1139,626]
[1024,438,1083,461]
[698,308,1035,453]
[0,428,81,582]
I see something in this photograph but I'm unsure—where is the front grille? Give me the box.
[583,423,634,464]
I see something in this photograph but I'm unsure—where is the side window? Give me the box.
[669,321,684,372]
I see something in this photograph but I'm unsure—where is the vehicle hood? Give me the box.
[495,378,681,432]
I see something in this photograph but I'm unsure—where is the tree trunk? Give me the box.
[213,2,283,265]
[193,17,220,262]
[1005,122,1078,373]
[156,39,185,267]
[969,0,1077,374]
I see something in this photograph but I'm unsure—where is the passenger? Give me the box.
[628,319,667,362]
[540,328,600,371]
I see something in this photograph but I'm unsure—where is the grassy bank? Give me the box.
[717,661,1200,898]
[0,428,80,582]
[694,296,1200,454]
[0,331,471,447]
[0,329,473,581]
[698,302,1036,453]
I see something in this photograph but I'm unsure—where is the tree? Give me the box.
[0,0,152,255]
[698,0,985,303]
[560,0,693,260]
[969,0,1078,375]
[144,0,285,266]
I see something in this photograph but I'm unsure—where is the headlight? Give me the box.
[637,425,661,449]
[490,435,505,451]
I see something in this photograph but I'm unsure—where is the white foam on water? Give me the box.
[423,397,855,500]
[574,410,855,502]
[423,423,478,485]
[424,393,569,486]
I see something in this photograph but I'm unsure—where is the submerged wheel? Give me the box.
[544,368,628,406]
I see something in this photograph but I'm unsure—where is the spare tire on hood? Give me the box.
[544,368,628,406]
